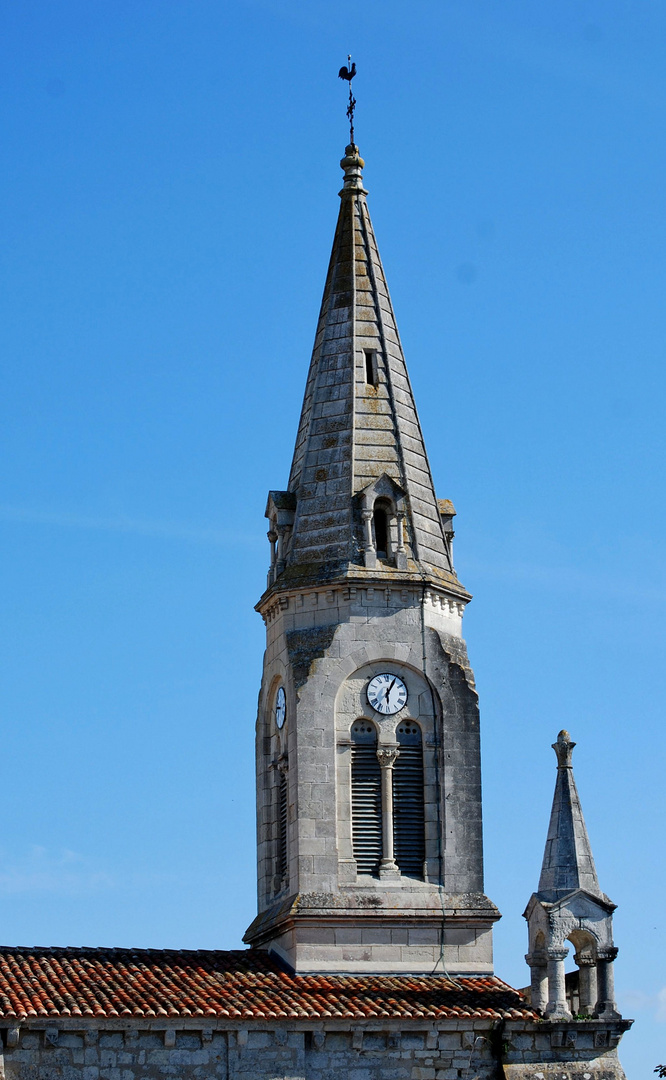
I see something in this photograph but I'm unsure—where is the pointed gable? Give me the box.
[284,144,459,586]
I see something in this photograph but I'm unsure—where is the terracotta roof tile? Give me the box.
[0,948,536,1022]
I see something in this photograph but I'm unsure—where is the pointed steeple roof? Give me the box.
[278,144,464,593]
[537,730,602,901]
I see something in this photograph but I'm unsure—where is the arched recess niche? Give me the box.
[335,660,442,886]
[262,671,290,903]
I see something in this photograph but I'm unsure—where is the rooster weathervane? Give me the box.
[338,55,357,144]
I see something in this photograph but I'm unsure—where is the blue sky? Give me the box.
[1,1,665,1073]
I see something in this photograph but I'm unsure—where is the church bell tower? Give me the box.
[244,142,500,974]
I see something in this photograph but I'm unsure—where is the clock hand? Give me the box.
[378,679,397,711]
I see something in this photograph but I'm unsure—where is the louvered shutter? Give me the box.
[393,721,425,878]
[351,720,382,875]
[278,770,288,879]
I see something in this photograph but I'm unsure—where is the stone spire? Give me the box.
[271,144,463,594]
[538,730,601,901]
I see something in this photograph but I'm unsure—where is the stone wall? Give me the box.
[502,1018,631,1079]
[0,1021,499,1080]
[0,1019,630,1080]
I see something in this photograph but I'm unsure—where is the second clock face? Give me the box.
[367,673,408,715]
[275,686,286,728]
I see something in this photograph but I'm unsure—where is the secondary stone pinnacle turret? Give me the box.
[523,731,621,1022]
[538,729,602,900]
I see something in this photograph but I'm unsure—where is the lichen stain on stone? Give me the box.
[286,625,339,690]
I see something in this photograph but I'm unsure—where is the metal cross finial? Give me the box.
[337,55,357,144]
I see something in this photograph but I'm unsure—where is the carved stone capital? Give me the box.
[525,952,547,968]
[547,947,569,962]
[575,954,597,967]
[376,747,400,768]
[597,947,619,962]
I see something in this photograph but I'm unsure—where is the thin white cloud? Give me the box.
[621,986,666,1023]
[0,847,114,896]
[0,505,253,546]
[463,555,666,604]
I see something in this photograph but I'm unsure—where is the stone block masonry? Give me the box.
[0,1019,630,1080]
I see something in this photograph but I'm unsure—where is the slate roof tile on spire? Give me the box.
[284,144,462,590]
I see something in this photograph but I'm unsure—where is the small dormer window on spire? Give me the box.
[359,475,408,571]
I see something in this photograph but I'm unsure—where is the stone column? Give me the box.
[444,529,455,568]
[545,947,571,1019]
[395,511,407,570]
[525,953,548,1014]
[275,525,287,576]
[595,947,620,1019]
[362,509,377,569]
[575,954,598,1016]
[267,529,277,586]
[376,747,400,880]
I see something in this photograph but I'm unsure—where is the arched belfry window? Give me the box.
[351,720,382,875]
[393,720,425,879]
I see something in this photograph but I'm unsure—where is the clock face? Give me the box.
[367,673,408,715]
[275,686,286,729]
